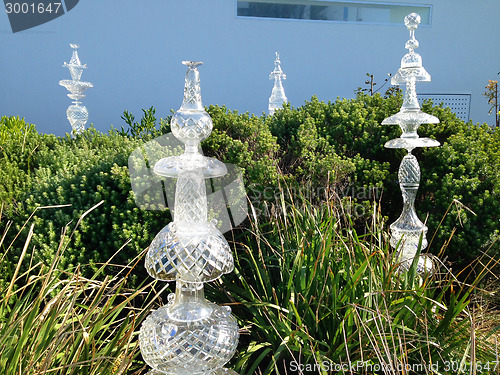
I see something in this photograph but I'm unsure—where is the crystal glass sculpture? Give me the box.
[268,52,287,115]
[59,44,93,136]
[382,14,440,273]
[139,61,239,374]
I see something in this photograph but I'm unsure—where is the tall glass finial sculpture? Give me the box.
[59,44,93,136]
[382,13,440,273]
[139,61,239,375]
[268,52,287,115]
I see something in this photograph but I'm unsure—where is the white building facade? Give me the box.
[0,0,499,134]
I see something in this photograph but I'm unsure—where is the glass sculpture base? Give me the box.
[139,301,239,375]
[395,253,435,274]
[146,368,239,375]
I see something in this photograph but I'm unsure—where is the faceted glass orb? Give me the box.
[67,104,88,133]
[145,222,234,282]
[404,13,421,29]
[146,367,239,375]
[171,110,213,144]
[139,303,239,375]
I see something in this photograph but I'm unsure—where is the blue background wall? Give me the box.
[1,0,499,135]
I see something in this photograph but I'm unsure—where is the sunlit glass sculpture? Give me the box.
[59,44,93,136]
[382,13,440,273]
[139,61,239,375]
[268,52,287,115]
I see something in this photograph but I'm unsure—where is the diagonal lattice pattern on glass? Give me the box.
[59,44,93,136]
[139,282,239,374]
[139,61,239,374]
[145,221,233,283]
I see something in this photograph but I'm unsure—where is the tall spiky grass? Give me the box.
[211,185,499,374]
[0,204,165,375]
[1,190,498,374]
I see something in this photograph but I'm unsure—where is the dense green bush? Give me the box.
[419,117,500,266]
[204,105,281,190]
[0,116,38,217]
[268,94,500,268]
[0,107,283,282]
[0,123,169,279]
[1,92,498,282]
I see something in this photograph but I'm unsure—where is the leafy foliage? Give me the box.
[2,92,499,283]
[119,106,170,139]
[268,94,500,267]
[0,95,499,373]
[204,105,281,190]
[483,79,499,127]
[1,125,167,278]
[0,116,38,217]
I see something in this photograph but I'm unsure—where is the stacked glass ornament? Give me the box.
[382,13,440,273]
[59,44,93,136]
[268,52,287,115]
[139,61,239,375]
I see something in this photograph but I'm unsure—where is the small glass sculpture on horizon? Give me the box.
[59,44,93,136]
[139,61,239,375]
[382,13,440,274]
[268,52,287,115]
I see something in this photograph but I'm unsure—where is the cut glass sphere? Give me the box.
[145,368,239,375]
[404,13,421,29]
[145,222,233,282]
[139,300,239,374]
[171,110,213,145]
[67,103,88,134]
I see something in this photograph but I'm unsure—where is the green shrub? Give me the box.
[419,118,500,266]
[0,116,38,217]
[2,90,498,285]
[268,94,500,268]
[204,105,281,190]
[0,106,283,284]
[2,126,167,279]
